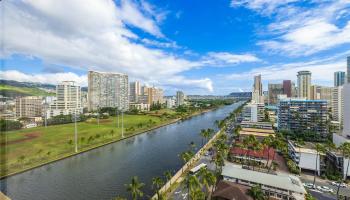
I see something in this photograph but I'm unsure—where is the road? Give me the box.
[301,174,350,200]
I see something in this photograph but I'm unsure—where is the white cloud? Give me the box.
[232,0,350,56]
[225,54,348,84]
[0,70,87,86]
[141,38,181,49]
[202,52,261,66]
[1,0,215,92]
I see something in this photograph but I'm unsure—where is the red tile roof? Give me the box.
[230,146,276,160]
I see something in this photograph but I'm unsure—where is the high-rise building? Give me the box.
[176,91,185,106]
[334,71,346,87]
[16,96,43,118]
[347,56,350,83]
[129,81,141,103]
[252,74,264,103]
[332,86,344,125]
[297,71,312,99]
[47,81,82,118]
[268,83,284,105]
[88,71,129,111]
[278,99,328,139]
[283,80,292,97]
[310,85,333,106]
[242,103,264,122]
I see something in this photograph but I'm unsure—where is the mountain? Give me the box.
[0,80,56,98]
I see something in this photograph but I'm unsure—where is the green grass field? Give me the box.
[0,84,55,97]
[1,114,176,177]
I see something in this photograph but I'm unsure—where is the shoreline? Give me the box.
[0,106,221,179]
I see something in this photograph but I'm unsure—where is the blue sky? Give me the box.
[1,0,350,95]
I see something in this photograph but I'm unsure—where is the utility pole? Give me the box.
[74,109,78,153]
[121,111,124,138]
[44,98,47,128]
[97,106,100,126]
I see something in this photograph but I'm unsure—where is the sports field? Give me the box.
[1,114,175,177]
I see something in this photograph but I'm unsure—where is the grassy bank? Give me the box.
[0,108,216,178]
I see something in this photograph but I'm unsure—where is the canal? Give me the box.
[1,101,244,200]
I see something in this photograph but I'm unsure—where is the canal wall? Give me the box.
[151,129,223,199]
[0,192,11,200]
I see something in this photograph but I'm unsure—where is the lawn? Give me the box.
[1,114,176,177]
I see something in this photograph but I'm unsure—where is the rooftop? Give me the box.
[240,128,275,134]
[222,162,306,194]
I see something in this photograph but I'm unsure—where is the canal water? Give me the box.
[1,102,244,200]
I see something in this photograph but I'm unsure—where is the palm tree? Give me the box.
[247,184,266,200]
[152,176,164,200]
[312,144,325,188]
[262,136,273,168]
[200,129,207,146]
[198,167,216,199]
[337,142,350,198]
[181,151,193,173]
[188,175,202,200]
[125,176,145,200]
[164,170,172,187]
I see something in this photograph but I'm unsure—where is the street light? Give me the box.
[121,111,124,138]
[74,109,78,153]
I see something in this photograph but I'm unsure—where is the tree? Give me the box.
[187,175,202,200]
[198,167,216,199]
[181,151,194,173]
[200,129,207,146]
[164,170,173,189]
[262,136,274,168]
[247,185,266,200]
[125,176,145,200]
[152,176,164,200]
[337,142,350,198]
[313,144,326,188]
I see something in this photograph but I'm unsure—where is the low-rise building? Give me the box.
[240,121,273,130]
[129,103,150,112]
[325,151,350,179]
[15,96,43,118]
[288,140,324,175]
[238,128,275,141]
[222,162,306,200]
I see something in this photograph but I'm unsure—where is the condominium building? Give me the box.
[347,56,350,83]
[332,86,344,124]
[278,99,328,139]
[268,83,284,105]
[176,91,185,106]
[47,81,82,118]
[15,96,43,118]
[283,80,292,97]
[165,97,176,108]
[311,85,333,106]
[88,71,129,111]
[252,74,264,103]
[129,81,141,103]
[242,103,264,122]
[141,86,164,105]
[334,71,346,87]
[297,71,312,100]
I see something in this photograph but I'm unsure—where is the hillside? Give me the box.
[0,84,55,98]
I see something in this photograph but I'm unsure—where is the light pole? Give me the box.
[121,111,124,138]
[74,109,78,153]
[97,106,100,126]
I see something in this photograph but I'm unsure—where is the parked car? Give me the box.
[319,186,334,193]
[331,181,347,188]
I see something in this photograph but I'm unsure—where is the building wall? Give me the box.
[332,86,344,124]
[278,99,328,139]
[343,84,350,137]
[15,96,43,118]
[268,83,284,105]
[283,80,292,97]
[297,71,312,100]
[176,91,185,106]
[88,71,129,111]
[334,71,346,87]
[129,81,141,103]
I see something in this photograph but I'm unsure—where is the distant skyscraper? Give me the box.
[347,56,350,83]
[129,81,141,103]
[297,71,312,99]
[268,83,284,105]
[252,74,263,103]
[334,71,346,87]
[283,80,292,97]
[88,71,129,111]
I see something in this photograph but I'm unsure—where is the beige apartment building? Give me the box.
[16,96,43,118]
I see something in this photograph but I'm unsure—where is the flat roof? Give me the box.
[241,128,275,134]
[222,163,306,194]
[288,140,318,154]
[239,132,275,137]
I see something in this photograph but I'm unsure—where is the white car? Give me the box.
[303,183,314,189]
[331,181,347,188]
[319,186,334,193]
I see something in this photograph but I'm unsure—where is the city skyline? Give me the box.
[1,0,350,95]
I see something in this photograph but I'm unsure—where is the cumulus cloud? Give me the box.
[232,0,350,56]
[225,53,348,83]
[0,70,87,86]
[1,0,216,92]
